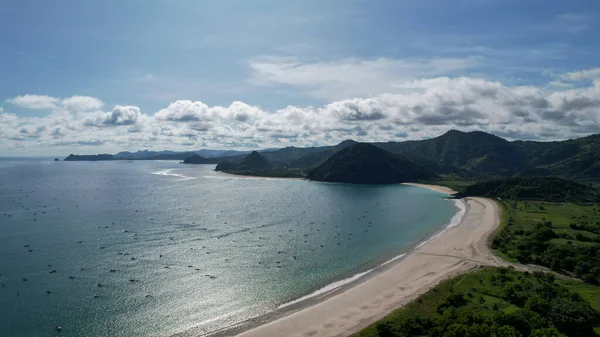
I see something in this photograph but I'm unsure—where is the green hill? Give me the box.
[455,177,599,202]
[235,151,273,171]
[376,130,527,177]
[516,134,600,180]
[214,151,303,177]
[307,143,435,184]
[182,155,219,164]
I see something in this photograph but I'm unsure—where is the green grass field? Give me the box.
[491,200,600,283]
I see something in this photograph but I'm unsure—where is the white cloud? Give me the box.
[3,68,600,155]
[248,56,478,101]
[155,100,210,122]
[8,94,59,109]
[559,67,600,82]
[61,96,104,111]
[102,105,142,126]
[547,80,574,88]
[7,94,104,112]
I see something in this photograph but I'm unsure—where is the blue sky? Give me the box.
[1,0,600,155]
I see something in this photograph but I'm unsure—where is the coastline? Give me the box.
[402,182,457,195]
[230,189,503,337]
[215,169,305,181]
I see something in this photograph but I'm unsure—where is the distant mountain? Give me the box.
[454,177,600,203]
[64,154,114,161]
[515,134,600,180]
[307,143,436,184]
[197,149,250,158]
[374,130,526,177]
[216,151,272,172]
[237,151,273,170]
[60,131,600,181]
[214,151,305,178]
[182,155,220,164]
[114,150,196,160]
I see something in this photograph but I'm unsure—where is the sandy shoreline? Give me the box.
[402,182,458,195]
[234,192,503,337]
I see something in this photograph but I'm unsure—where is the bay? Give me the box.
[0,159,457,337]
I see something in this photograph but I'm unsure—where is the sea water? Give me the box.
[0,159,458,337]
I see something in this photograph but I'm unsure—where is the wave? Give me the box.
[277,198,466,310]
[277,252,407,310]
[415,198,467,249]
[202,175,290,182]
[151,169,195,180]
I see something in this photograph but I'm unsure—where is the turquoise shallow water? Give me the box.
[0,159,457,337]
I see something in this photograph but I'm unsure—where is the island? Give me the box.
[64,154,115,161]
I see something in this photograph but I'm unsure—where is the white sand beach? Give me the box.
[402,182,458,195]
[237,194,503,337]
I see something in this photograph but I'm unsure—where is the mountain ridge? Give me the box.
[307,143,436,184]
[64,130,600,181]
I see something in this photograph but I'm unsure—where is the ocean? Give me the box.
[0,158,460,337]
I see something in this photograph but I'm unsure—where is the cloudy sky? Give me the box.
[1,0,600,156]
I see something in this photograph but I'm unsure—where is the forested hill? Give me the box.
[374,130,526,176]
[307,143,436,184]
[454,177,600,202]
[374,130,600,180]
[220,130,600,181]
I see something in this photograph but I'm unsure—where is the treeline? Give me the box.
[493,215,600,284]
[455,177,600,203]
[358,268,600,337]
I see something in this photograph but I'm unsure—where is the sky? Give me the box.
[1,0,600,156]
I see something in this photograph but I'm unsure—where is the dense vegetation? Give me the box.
[454,177,600,203]
[492,201,600,285]
[375,130,526,177]
[357,267,600,337]
[375,131,600,180]
[307,143,436,184]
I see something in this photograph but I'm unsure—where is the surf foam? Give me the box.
[278,253,407,309]
[151,169,195,180]
[415,198,466,249]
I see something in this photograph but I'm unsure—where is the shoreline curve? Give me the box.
[211,184,503,337]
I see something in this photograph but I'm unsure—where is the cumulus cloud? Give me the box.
[8,95,59,109]
[155,100,210,122]
[61,96,104,111]
[102,105,142,126]
[7,94,104,111]
[155,100,266,123]
[2,68,600,155]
